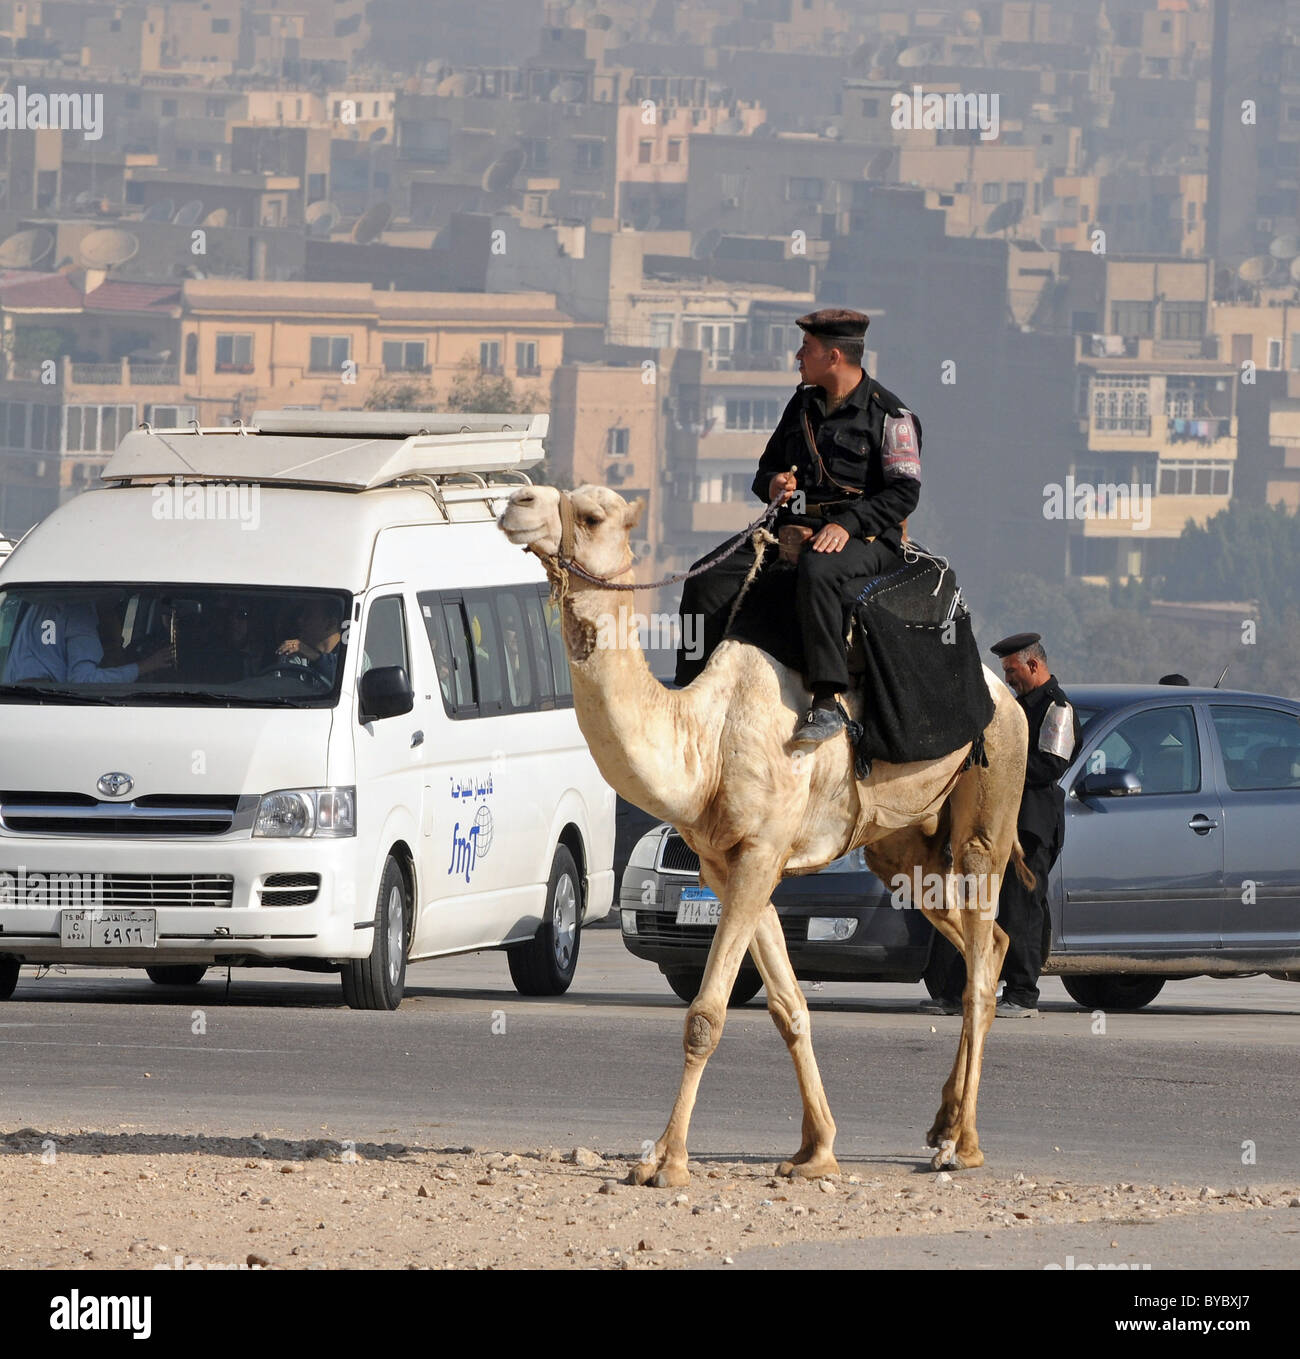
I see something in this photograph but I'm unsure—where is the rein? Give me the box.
[538,495,783,596]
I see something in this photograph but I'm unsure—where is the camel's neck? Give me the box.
[562,584,701,827]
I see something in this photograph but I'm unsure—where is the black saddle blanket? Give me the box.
[725,547,994,767]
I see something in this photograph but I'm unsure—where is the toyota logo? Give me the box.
[97,772,134,798]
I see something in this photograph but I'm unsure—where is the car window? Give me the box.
[360,595,408,677]
[1094,705,1200,794]
[494,590,533,711]
[1211,705,1300,790]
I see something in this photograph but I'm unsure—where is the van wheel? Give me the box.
[1060,975,1165,1011]
[342,856,409,1011]
[662,967,764,1007]
[145,965,208,986]
[0,958,19,1000]
[509,846,581,996]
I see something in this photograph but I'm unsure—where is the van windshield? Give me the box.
[0,584,351,707]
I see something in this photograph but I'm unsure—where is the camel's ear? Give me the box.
[622,497,645,530]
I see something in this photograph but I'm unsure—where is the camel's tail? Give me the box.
[1010,839,1035,891]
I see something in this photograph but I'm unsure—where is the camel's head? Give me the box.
[498,483,645,583]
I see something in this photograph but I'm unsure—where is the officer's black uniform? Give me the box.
[674,370,921,688]
[929,665,1080,1010]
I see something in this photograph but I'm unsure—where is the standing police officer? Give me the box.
[674,307,922,746]
[921,633,1080,1017]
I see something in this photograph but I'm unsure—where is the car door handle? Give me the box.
[411,730,424,748]
[1188,814,1218,834]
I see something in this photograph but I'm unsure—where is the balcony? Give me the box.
[4,357,180,388]
[1165,416,1232,445]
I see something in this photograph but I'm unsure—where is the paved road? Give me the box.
[2,933,1297,1194]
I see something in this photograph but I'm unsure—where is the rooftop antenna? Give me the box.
[1214,664,1230,689]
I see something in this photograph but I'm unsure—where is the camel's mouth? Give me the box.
[499,519,553,548]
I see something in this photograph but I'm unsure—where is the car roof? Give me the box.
[1067,684,1299,710]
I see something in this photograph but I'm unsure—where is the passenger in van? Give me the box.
[276,597,344,684]
[3,598,171,686]
[503,623,530,707]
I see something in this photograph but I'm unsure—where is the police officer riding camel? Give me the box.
[675,307,922,745]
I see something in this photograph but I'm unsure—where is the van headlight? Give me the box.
[254,788,356,838]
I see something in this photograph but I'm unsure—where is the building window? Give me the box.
[724,398,782,431]
[1267,338,1283,369]
[515,341,539,374]
[479,341,501,373]
[212,17,231,32]
[861,98,879,117]
[638,140,653,164]
[206,99,226,118]
[309,336,351,371]
[607,427,630,456]
[215,333,253,372]
[382,340,427,372]
[649,315,674,347]
[1111,301,1154,338]
[1006,181,1027,204]
[523,139,549,170]
[1290,334,1300,370]
[982,182,1002,204]
[65,405,136,454]
[161,99,178,117]
[666,138,682,163]
[146,405,197,427]
[1157,461,1232,497]
[1091,376,1150,433]
[786,176,824,203]
[574,140,604,172]
[1161,303,1205,340]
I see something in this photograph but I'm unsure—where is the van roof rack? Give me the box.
[100,411,548,491]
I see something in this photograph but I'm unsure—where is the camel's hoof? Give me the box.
[929,1144,983,1171]
[777,1155,840,1180]
[650,1166,690,1189]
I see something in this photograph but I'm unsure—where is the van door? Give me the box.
[352,591,425,927]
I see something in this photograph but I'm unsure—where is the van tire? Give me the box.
[342,856,409,1011]
[508,846,581,996]
[145,965,208,986]
[1060,975,1165,1011]
[0,958,18,1000]
[662,967,764,1007]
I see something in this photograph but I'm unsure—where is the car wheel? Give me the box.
[662,967,764,1007]
[508,845,582,996]
[1060,975,1165,1011]
[145,965,208,987]
[0,958,19,1000]
[342,856,410,1011]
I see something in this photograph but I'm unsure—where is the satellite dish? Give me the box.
[73,190,95,210]
[172,199,205,226]
[692,227,723,261]
[896,42,934,68]
[716,116,744,135]
[849,40,875,72]
[983,199,1024,235]
[201,207,229,227]
[644,214,661,231]
[867,148,895,179]
[368,126,388,143]
[548,77,585,103]
[1269,233,1300,261]
[78,228,140,268]
[481,147,526,193]
[1237,255,1277,284]
[305,200,340,236]
[350,201,392,244]
[822,124,842,140]
[1290,257,1300,284]
[0,227,55,269]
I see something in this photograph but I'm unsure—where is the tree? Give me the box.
[443,355,541,415]
[364,374,437,412]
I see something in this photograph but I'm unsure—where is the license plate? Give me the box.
[60,909,157,948]
[675,886,720,926]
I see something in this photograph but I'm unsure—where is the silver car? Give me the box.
[619,685,1300,1010]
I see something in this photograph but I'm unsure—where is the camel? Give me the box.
[498,483,1031,1187]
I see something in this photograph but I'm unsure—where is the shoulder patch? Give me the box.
[1039,701,1076,760]
[882,411,922,482]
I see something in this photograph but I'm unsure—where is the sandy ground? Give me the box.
[1,1127,1295,1270]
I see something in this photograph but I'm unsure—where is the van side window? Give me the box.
[360,595,409,677]
[536,583,573,701]
[463,593,505,713]
[494,589,535,711]
[520,590,556,709]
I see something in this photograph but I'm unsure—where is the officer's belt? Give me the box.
[798,498,861,520]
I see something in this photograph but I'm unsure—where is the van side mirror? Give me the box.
[1075,769,1142,798]
[359,665,414,722]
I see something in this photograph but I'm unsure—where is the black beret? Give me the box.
[796,307,870,340]
[990,632,1041,658]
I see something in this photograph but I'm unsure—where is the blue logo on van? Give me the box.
[447,772,495,883]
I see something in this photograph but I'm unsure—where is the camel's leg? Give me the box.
[747,903,838,1178]
[630,850,782,1189]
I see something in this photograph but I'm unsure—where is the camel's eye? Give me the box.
[581,511,605,528]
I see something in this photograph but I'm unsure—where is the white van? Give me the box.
[0,411,615,1008]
